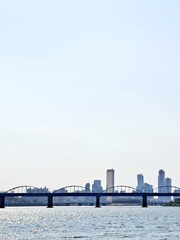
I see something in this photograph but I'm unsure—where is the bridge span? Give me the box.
[0,185,180,208]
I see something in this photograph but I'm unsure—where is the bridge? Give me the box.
[0,185,180,208]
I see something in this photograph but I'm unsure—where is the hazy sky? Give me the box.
[0,1,180,191]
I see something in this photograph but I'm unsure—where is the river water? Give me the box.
[0,206,179,239]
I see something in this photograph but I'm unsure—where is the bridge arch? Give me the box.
[148,185,180,193]
[53,185,92,193]
[5,185,49,194]
[103,185,142,193]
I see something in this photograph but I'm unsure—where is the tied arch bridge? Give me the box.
[0,185,180,208]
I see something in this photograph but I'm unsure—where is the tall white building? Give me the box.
[106,169,115,191]
[106,169,115,203]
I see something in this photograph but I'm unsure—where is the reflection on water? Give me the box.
[0,206,180,239]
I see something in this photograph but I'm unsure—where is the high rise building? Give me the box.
[136,174,144,192]
[92,180,103,193]
[158,169,165,193]
[106,169,115,203]
[144,183,153,193]
[85,183,91,192]
[165,177,172,192]
[158,169,173,202]
[165,177,172,201]
[106,169,115,191]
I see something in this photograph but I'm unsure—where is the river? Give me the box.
[0,206,179,239]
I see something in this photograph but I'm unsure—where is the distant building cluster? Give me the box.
[83,168,173,195]
[134,169,176,202]
[82,168,178,204]
[4,168,180,206]
[136,169,176,202]
[136,169,173,194]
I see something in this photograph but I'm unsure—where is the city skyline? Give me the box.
[0,168,177,192]
[0,1,180,190]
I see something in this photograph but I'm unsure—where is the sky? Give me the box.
[0,0,180,191]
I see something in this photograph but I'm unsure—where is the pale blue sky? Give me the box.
[0,1,180,191]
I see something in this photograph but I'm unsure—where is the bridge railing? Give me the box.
[147,185,180,193]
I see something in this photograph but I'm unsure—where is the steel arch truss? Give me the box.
[103,185,142,193]
[53,185,92,193]
[5,185,49,194]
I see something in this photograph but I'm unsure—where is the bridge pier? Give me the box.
[95,196,101,208]
[47,195,53,208]
[0,196,5,208]
[142,195,148,208]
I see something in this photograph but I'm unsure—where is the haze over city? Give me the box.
[0,1,180,191]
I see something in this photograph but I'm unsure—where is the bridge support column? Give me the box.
[142,195,148,208]
[95,196,101,208]
[0,196,5,208]
[47,196,53,208]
